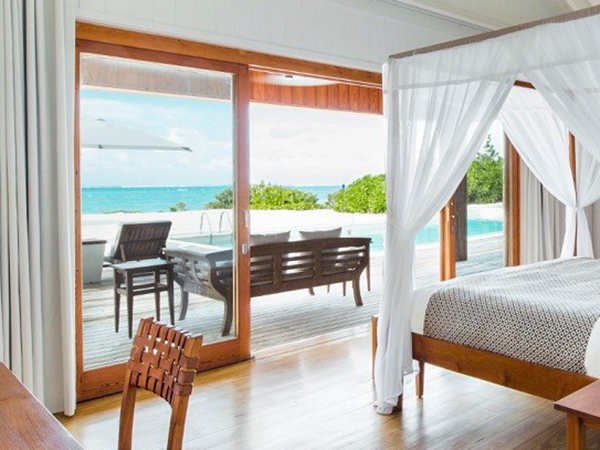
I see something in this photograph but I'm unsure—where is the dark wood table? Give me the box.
[0,363,82,449]
[113,258,175,338]
[555,379,600,450]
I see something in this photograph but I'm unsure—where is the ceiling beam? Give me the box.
[380,0,498,31]
[563,0,594,10]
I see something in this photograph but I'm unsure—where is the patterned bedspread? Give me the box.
[423,258,600,374]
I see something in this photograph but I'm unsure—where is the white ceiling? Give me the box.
[390,0,600,30]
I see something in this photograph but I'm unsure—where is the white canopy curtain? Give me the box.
[378,5,600,415]
[520,164,565,264]
[376,36,520,414]
[499,86,600,258]
[0,0,77,414]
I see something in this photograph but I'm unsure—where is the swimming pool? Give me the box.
[173,218,503,252]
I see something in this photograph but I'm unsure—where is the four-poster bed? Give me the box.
[375,4,600,415]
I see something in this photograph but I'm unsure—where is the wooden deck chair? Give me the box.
[118,318,203,450]
[105,221,172,264]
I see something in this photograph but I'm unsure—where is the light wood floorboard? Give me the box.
[60,326,600,450]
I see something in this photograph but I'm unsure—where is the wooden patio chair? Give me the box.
[118,318,203,450]
[106,221,172,264]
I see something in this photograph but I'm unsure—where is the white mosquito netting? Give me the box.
[377,6,600,414]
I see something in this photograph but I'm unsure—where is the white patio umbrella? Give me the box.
[80,118,192,152]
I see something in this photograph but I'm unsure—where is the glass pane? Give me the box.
[415,213,441,287]
[80,54,237,370]
[456,123,506,278]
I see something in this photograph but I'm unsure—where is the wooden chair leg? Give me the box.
[167,267,175,325]
[416,361,425,398]
[327,284,330,293]
[118,381,137,450]
[367,263,371,292]
[566,415,586,450]
[308,287,315,296]
[352,277,363,306]
[114,270,121,333]
[343,282,347,297]
[154,270,161,322]
[126,273,134,339]
[167,395,190,450]
[221,294,233,336]
[179,290,189,321]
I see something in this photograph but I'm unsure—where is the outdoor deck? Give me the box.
[82,234,504,369]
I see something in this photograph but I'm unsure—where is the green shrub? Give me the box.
[326,174,386,213]
[206,182,321,210]
[250,182,321,210]
[169,201,187,212]
[466,135,503,204]
[205,189,234,209]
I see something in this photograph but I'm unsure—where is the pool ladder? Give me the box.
[218,211,233,234]
[199,211,214,236]
[199,211,233,245]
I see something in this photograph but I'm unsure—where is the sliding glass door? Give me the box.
[75,40,250,401]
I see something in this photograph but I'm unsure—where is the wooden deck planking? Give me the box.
[82,234,504,369]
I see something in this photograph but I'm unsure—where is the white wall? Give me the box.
[77,0,483,72]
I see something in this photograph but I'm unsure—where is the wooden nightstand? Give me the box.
[555,380,600,450]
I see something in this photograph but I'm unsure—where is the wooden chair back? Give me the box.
[118,318,203,450]
[108,221,172,263]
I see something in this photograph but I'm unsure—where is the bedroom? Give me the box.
[3,1,600,449]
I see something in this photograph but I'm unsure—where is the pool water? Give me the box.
[174,218,503,252]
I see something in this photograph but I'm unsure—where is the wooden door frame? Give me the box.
[74,38,251,401]
[74,23,385,402]
[75,23,381,87]
[440,136,522,279]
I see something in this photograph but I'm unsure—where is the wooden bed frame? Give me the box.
[370,316,597,411]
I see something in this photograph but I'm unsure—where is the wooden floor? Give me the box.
[61,329,600,449]
[82,234,504,369]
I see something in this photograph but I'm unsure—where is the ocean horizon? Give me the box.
[81,185,341,214]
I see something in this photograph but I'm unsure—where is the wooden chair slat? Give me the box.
[119,318,203,450]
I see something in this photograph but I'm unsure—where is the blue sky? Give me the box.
[81,89,386,188]
[81,89,503,188]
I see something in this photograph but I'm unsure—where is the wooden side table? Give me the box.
[112,258,175,338]
[555,380,600,450]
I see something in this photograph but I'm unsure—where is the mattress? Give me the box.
[410,260,600,377]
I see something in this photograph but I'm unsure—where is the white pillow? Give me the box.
[250,231,290,246]
[299,227,342,240]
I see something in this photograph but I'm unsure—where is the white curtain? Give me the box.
[499,87,600,257]
[576,144,600,254]
[520,163,565,264]
[524,16,600,168]
[376,38,519,414]
[0,0,77,414]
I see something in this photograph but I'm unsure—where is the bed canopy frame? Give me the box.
[375,5,600,414]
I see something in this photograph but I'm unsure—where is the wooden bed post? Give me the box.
[569,132,578,256]
[504,136,521,267]
[416,361,425,398]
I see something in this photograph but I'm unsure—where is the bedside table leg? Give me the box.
[566,414,586,450]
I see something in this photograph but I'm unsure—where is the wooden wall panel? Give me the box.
[249,70,382,114]
[76,0,479,74]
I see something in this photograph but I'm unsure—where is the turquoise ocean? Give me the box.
[81,185,340,214]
